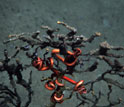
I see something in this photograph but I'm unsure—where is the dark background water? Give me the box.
[0,0,124,107]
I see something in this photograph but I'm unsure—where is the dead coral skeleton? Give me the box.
[1,21,124,107]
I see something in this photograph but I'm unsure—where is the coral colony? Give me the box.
[0,21,124,107]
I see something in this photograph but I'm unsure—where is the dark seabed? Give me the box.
[0,0,124,107]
